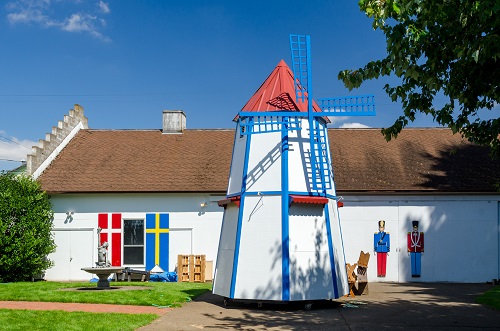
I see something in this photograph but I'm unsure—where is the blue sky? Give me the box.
[0,0,443,171]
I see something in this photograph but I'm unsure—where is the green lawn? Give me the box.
[0,281,213,330]
[0,281,212,307]
[0,309,158,331]
[476,285,500,310]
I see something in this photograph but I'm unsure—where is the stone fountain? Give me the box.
[81,228,123,289]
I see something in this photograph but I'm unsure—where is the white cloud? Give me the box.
[0,137,35,162]
[6,0,52,25]
[327,116,349,125]
[5,0,111,42]
[339,122,371,129]
[60,12,110,41]
[63,13,93,32]
[326,116,372,128]
[98,1,110,14]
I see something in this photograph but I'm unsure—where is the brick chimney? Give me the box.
[162,110,186,134]
[27,104,88,177]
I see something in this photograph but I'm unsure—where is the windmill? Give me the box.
[213,34,375,305]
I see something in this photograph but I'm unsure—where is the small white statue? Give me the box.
[96,242,111,267]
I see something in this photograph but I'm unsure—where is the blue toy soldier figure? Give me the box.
[374,220,390,277]
[407,220,424,277]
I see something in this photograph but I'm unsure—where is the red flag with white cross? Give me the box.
[98,213,122,266]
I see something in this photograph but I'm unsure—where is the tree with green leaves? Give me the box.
[0,173,56,282]
[339,0,500,156]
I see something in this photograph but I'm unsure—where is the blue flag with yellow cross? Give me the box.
[146,213,169,271]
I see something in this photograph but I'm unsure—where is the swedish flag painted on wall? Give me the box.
[146,213,169,271]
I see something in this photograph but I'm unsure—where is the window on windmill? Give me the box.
[123,219,144,265]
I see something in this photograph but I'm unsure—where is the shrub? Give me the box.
[0,173,56,282]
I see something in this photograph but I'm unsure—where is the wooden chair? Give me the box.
[346,263,358,296]
[356,251,370,295]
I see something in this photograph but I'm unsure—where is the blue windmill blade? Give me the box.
[289,34,377,194]
[289,34,312,105]
[317,95,376,116]
[290,34,325,192]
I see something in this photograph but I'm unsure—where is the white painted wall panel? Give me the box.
[328,201,349,296]
[51,193,220,214]
[339,201,400,282]
[228,130,246,196]
[398,201,498,282]
[234,196,283,300]
[339,197,499,283]
[170,211,223,264]
[289,204,335,300]
[45,229,94,281]
[213,204,239,297]
[169,229,192,272]
[399,200,497,223]
[288,122,310,193]
[245,133,282,193]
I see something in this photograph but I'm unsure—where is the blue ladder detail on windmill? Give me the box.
[289,34,311,103]
[289,34,376,194]
[309,120,332,192]
[239,116,301,136]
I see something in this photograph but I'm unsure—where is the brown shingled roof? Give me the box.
[38,128,500,194]
[39,129,234,193]
[330,128,499,193]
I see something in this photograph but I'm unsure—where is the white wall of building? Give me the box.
[45,193,224,281]
[45,193,500,283]
[340,195,500,283]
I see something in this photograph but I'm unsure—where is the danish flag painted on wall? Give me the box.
[98,213,122,266]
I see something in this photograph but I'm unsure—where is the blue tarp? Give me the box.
[149,272,178,282]
[89,277,113,282]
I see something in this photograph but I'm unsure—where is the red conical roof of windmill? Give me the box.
[236,59,323,121]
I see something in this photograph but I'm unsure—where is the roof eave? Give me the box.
[337,190,500,196]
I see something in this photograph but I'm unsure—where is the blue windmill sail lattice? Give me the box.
[289,34,375,193]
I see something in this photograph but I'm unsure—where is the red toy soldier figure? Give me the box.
[374,220,390,277]
[407,220,424,277]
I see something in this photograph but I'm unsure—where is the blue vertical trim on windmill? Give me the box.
[281,116,290,301]
[325,124,335,182]
[305,35,312,111]
[230,119,254,298]
[317,122,332,192]
[240,117,253,196]
[230,197,246,298]
[324,203,339,298]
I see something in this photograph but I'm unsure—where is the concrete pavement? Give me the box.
[137,282,500,330]
[1,282,498,330]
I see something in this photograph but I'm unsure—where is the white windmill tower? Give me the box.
[213,35,375,305]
